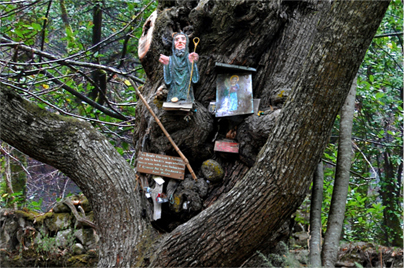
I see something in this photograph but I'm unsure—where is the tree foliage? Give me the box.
[343,0,402,247]
[1,0,157,162]
[0,0,157,209]
[298,0,403,248]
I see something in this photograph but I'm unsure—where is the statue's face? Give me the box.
[231,77,238,85]
[174,34,187,50]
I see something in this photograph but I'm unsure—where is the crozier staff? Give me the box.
[159,32,199,103]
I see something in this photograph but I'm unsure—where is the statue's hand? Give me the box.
[159,54,170,65]
[188,52,199,63]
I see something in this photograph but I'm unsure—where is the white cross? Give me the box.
[150,176,165,220]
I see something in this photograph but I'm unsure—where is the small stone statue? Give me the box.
[159,32,199,103]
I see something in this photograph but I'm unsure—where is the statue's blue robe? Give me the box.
[164,54,199,103]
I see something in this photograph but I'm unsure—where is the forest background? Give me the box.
[0,0,402,260]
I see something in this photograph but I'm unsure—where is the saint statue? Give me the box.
[159,32,199,103]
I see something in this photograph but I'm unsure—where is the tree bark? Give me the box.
[90,0,108,105]
[321,76,357,267]
[0,1,389,267]
[4,145,18,210]
[135,1,388,266]
[309,161,324,268]
[0,87,155,267]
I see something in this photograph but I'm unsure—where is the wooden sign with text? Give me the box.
[137,152,185,180]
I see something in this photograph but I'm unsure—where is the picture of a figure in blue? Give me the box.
[159,32,199,103]
[229,75,239,111]
[215,72,253,118]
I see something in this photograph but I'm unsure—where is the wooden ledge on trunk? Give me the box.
[163,101,193,112]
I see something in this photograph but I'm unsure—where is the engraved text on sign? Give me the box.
[137,152,185,180]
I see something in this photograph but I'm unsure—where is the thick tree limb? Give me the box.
[0,85,152,267]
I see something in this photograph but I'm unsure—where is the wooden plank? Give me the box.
[253,99,260,114]
[214,140,239,153]
[215,62,257,72]
[137,152,186,180]
[163,102,192,111]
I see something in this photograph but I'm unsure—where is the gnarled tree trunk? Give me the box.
[0,0,389,267]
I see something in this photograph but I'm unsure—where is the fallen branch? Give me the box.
[62,198,96,229]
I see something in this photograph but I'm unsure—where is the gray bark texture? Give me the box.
[309,161,324,268]
[321,77,358,267]
[0,88,151,267]
[0,1,389,267]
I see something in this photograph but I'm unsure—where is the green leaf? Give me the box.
[375,92,385,99]
[13,28,24,38]
[31,23,42,31]
[122,142,129,151]
[116,147,124,156]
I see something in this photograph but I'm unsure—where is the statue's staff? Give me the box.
[125,78,197,181]
[187,37,200,101]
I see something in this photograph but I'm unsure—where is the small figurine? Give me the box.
[159,32,199,103]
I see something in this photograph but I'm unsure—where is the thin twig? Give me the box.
[352,141,378,179]
[322,159,369,181]
[1,81,136,127]
[352,136,403,149]
[39,0,53,62]
[374,31,403,38]
[0,38,145,85]
[0,145,33,180]
[39,70,128,120]
[0,0,155,73]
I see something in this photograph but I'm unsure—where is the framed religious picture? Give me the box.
[215,72,254,117]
